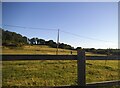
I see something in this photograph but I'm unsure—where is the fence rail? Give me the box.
[2,55,120,61]
[86,80,120,86]
[1,50,120,86]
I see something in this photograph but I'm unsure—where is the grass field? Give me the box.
[2,45,107,56]
[2,60,119,86]
[2,45,119,87]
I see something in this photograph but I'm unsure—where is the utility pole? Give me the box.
[56,29,59,55]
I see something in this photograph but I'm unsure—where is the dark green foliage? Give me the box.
[37,39,45,45]
[45,40,57,48]
[94,49,120,55]
[2,28,120,53]
[2,28,28,46]
[1,28,75,50]
[30,38,36,45]
[59,43,74,50]
[84,48,120,55]
[29,38,74,50]
[84,48,96,52]
[76,47,82,50]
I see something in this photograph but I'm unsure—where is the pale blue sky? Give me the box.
[2,2,118,49]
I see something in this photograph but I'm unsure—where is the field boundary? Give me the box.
[2,55,119,61]
[2,50,120,86]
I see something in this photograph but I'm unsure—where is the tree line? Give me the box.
[1,28,120,55]
[1,28,75,50]
[2,28,28,46]
[29,37,75,50]
[83,48,120,55]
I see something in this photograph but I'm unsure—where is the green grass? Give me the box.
[2,60,77,86]
[2,45,119,87]
[2,60,119,87]
[2,45,107,56]
[2,45,77,55]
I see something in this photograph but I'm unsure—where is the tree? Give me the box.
[30,38,36,44]
[2,29,28,46]
[23,36,28,44]
[45,40,57,48]
[37,39,45,45]
[76,47,82,50]
[59,43,65,49]
[1,28,76,50]
[59,43,73,50]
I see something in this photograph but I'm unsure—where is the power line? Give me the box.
[60,30,115,43]
[2,24,116,43]
[2,24,58,31]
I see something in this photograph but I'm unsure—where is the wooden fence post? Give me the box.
[77,49,86,86]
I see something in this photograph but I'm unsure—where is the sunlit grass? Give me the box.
[2,45,119,87]
[2,60,119,86]
[2,45,106,56]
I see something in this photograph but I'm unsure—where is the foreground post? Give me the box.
[77,49,86,86]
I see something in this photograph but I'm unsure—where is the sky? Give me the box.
[2,2,118,49]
